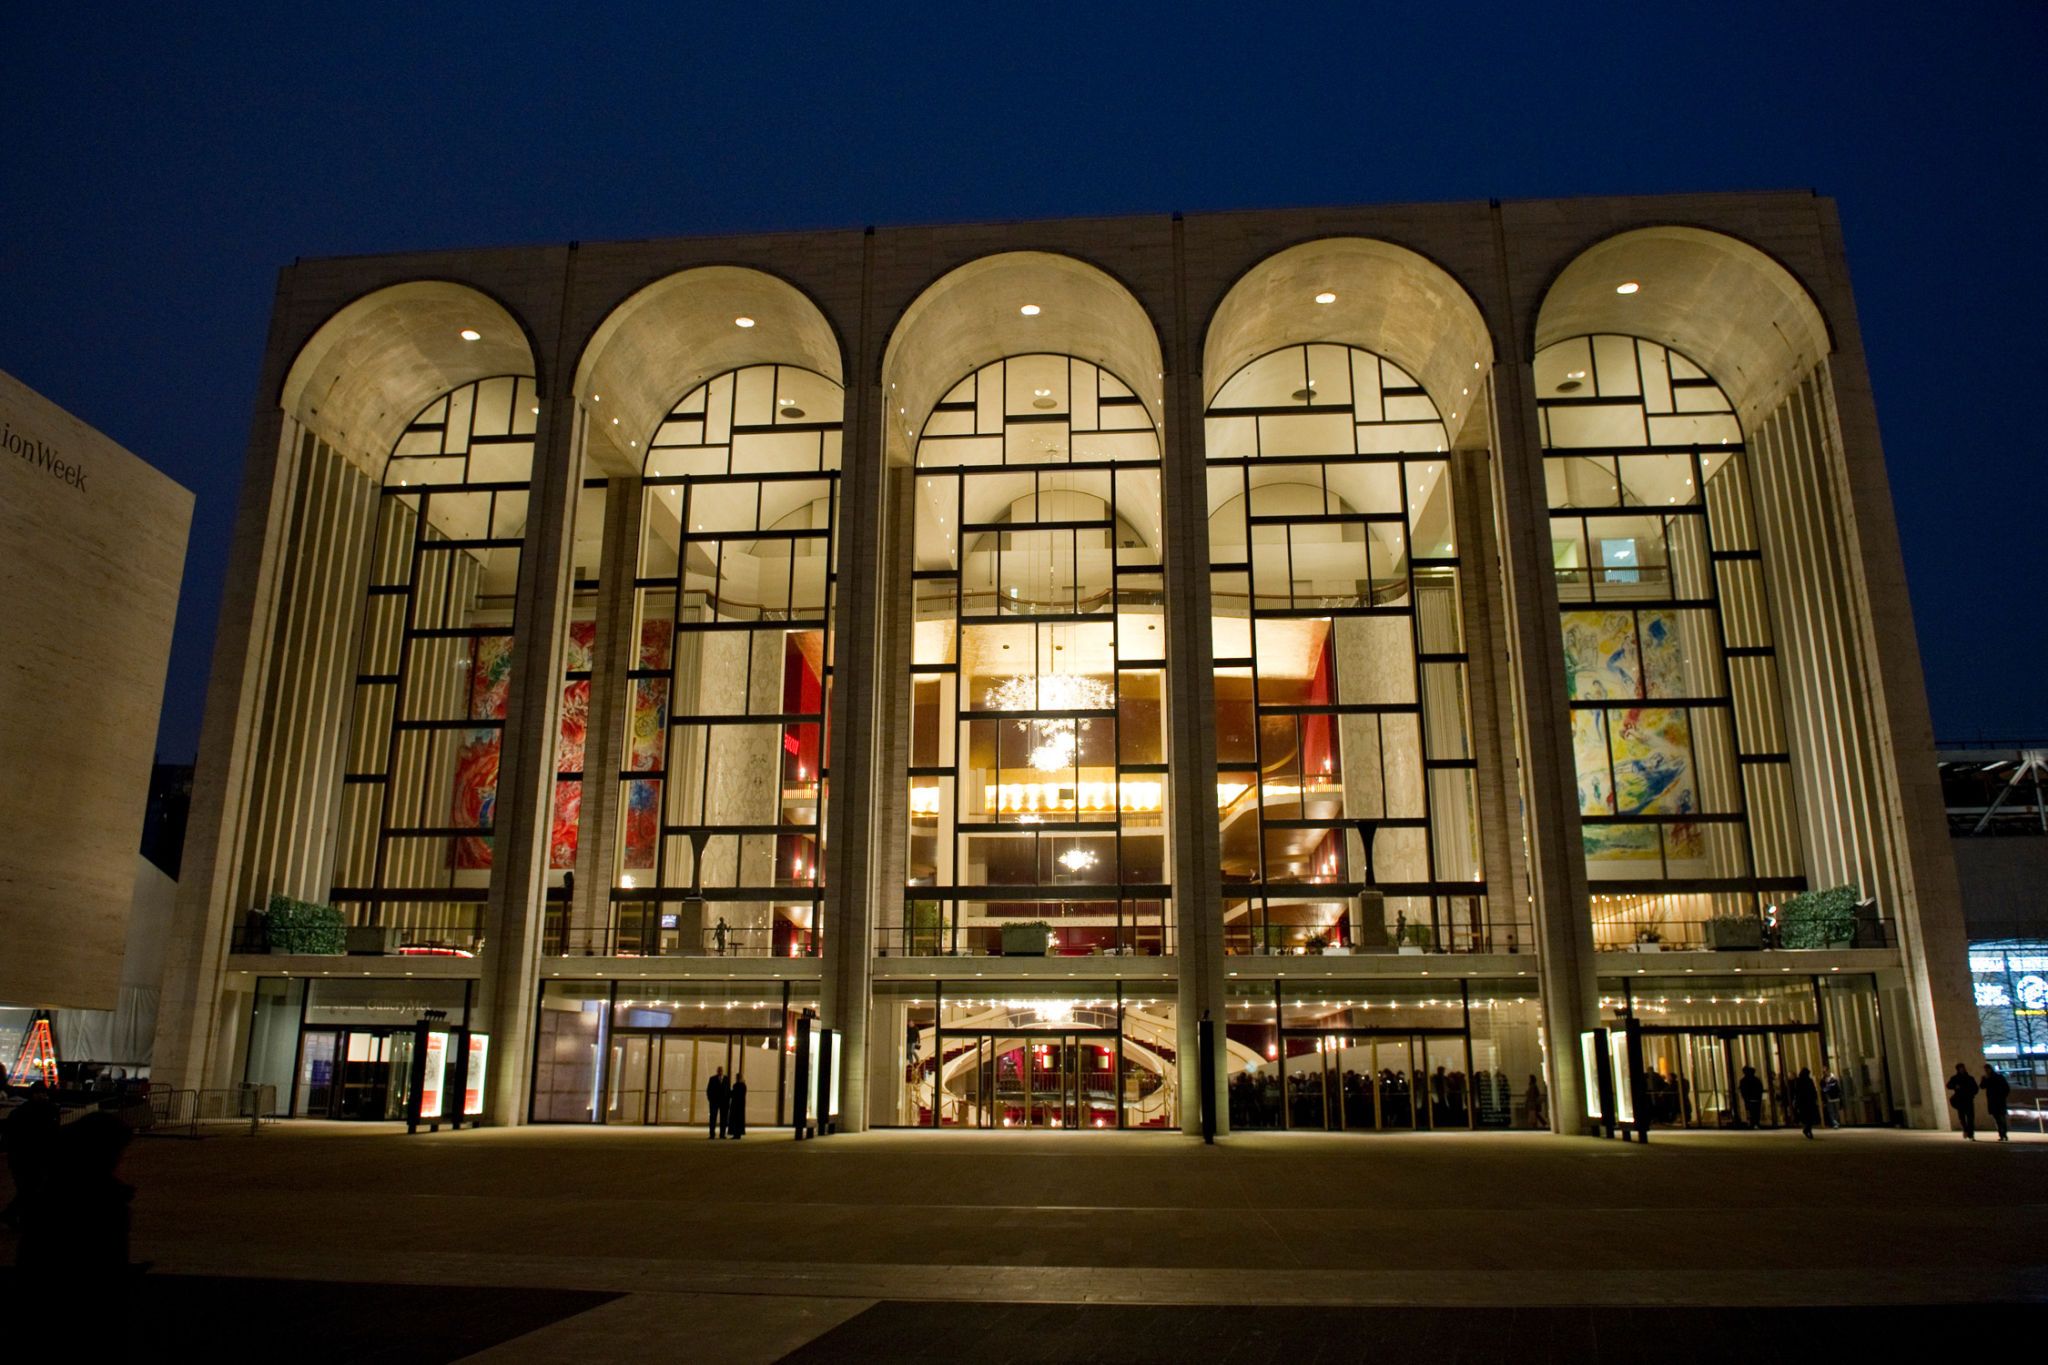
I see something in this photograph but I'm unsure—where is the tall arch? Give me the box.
[548,268,848,966]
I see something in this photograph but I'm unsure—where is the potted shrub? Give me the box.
[263,894,345,955]
[1778,885,1860,949]
[1706,915,1764,951]
[1632,928,1663,953]
[1000,921,1052,956]
[1397,923,1433,955]
[1304,931,1330,956]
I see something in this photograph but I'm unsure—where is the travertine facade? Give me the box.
[1,370,191,1011]
[155,194,1980,1137]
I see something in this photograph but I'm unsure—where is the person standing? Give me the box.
[1947,1062,1979,1140]
[1981,1064,2011,1142]
[2,1082,59,1231]
[728,1075,748,1139]
[1819,1068,1844,1129]
[1791,1067,1821,1139]
[706,1066,728,1140]
[1737,1065,1765,1129]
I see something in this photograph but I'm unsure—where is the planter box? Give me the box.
[1706,919,1765,951]
[1628,942,1664,953]
[346,926,403,955]
[1322,945,1352,956]
[999,923,1051,956]
[1397,945,1424,956]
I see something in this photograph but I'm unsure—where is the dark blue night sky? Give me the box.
[4,5,2043,759]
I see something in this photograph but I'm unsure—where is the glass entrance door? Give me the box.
[1637,1027,1825,1129]
[291,1028,413,1119]
[947,1031,1114,1128]
[606,1031,786,1128]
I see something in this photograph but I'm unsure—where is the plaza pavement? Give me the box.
[4,1122,2043,1360]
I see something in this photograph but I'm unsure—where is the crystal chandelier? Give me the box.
[985,673,1114,772]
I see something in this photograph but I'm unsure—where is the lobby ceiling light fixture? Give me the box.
[1058,847,1097,873]
[987,672,1113,772]
[1615,281,1640,295]
[1019,304,1041,316]
[459,328,481,341]
[734,316,756,328]
[1314,291,1337,304]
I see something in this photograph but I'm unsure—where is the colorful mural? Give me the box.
[621,619,671,870]
[452,622,599,871]
[1563,610,1700,862]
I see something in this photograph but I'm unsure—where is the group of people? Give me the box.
[1946,1063,2014,1141]
[2,1082,140,1275]
[1228,1064,1548,1130]
[1730,1064,1847,1134]
[702,1066,749,1139]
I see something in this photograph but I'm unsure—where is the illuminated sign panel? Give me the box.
[417,1030,448,1120]
[464,1035,489,1117]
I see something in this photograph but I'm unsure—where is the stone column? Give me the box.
[819,231,881,1130]
[1453,448,1530,948]
[153,405,302,1094]
[1485,354,1599,1135]
[1164,217,1226,1134]
[476,395,583,1126]
[569,476,642,951]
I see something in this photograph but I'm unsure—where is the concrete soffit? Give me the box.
[881,251,1167,466]
[280,281,537,477]
[573,266,846,479]
[1203,237,1495,443]
[1533,226,1833,427]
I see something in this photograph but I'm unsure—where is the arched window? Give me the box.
[332,375,540,947]
[1536,335,1801,946]
[615,363,842,958]
[1206,344,1485,957]
[904,354,1169,956]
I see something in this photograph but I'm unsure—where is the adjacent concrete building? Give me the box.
[154,193,1980,1134]
[1,370,191,1020]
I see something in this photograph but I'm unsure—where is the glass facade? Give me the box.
[897,355,1170,957]
[1537,337,1802,949]
[1207,344,1501,957]
[332,377,541,948]
[605,365,842,959]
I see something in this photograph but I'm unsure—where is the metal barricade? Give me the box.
[141,1084,277,1139]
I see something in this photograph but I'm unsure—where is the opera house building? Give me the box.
[152,192,1980,1135]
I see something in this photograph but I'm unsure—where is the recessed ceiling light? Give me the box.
[1019,304,1041,316]
[1616,281,1640,295]
[459,329,481,341]
[1033,388,1051,397]
[1567,370,1587,380]
[1314,292,1336,304]
[734,316,756,328]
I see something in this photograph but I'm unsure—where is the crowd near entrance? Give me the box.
[1265,1030,1514,1131]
